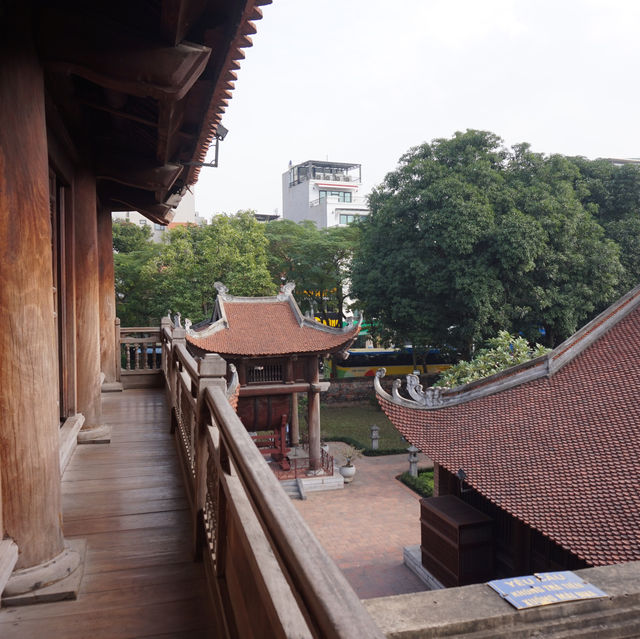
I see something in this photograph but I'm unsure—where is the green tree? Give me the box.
[570,157,640,295]
[146,211,276,322]
[113,221,159,326]
[434,331,549,388]
[504,148,622,346]
[112,212,276,326]
[264,219,360,326]
[112,220,152,253]
[351,131,623,356]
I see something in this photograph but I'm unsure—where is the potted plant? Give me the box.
[339,445,363,483]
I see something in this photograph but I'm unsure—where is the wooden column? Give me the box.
[290,392,300,447]
[0,23,65,570]
[97,206,120,390]
[307,357,321,471]
[75,171,109,442]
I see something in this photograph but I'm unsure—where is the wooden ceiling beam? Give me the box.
[96,155,184,193]
[157,99,187,166]
[111,201,175,225]
[37,10,211,102]
[101,184,176,224]
[160,0,208,46]
[79,99,158,129]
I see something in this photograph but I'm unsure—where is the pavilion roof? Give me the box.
[375,285,640,566]
[186,283,360,357]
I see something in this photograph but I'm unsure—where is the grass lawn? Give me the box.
[318,402,408,450]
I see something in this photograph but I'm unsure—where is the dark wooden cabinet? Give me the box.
[420,495,493,587]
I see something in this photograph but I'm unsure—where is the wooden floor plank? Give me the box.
[63,495,188,522]
[0,388,214,636]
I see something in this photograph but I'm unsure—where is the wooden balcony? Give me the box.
[0,323,383,638]
[0,388,213,638]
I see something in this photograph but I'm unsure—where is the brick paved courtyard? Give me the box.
[293,443,433,599]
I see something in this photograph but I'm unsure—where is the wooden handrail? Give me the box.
[203,386,384,638]
[162,320,384,638]
[206,426,313,638]
[173,342,199,382]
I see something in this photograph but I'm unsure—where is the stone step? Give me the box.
[300,473,344,493]
[0,540,19,598]
[280,480,302,500]
[279,473,344,499]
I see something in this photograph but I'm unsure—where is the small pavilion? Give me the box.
[186,282,360,473]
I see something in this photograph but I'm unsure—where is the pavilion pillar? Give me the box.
[307,358,321,471]
[0,19,81,594]
[290,392,300,447]
[75,171,110,442]
[97,206,121,391]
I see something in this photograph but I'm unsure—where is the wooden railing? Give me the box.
[162,321,384,638]
[118,324,163,388]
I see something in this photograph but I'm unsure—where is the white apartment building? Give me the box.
[282,160,369,228]
[112,190,206,242]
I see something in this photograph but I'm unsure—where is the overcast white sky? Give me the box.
[194,0,640,219]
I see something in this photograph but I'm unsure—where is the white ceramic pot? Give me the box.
[339,464,356,483]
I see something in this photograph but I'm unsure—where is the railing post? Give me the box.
[168,326,186,426]
[115,318,121,383]
[160,315,172,383]
[194,353,227,560]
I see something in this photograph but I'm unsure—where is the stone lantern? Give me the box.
[407,445,419,477]
[370,424,380,450]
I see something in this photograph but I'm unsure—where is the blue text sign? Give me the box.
[488,571,607,609]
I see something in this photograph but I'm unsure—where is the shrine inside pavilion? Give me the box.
[186,282,360,473]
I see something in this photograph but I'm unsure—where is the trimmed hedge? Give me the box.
[398,469,434,498]
[324,435,409,457]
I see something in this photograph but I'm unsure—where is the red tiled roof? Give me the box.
[187,297,359,357]
[377,293,640,566]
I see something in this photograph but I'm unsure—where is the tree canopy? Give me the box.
[113,212,275,326]
[351,130,626,357]
[263,219,360,326]
[434,331,549,388]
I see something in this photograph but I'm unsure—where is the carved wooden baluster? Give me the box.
[134,342,140,369]
[125,342,131,370]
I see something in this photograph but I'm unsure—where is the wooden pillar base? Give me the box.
[78,423,111,444]
[101,381,123,393]
[2,539,86,606]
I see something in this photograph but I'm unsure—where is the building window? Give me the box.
[139,219,147,226]
[319,190,352,203]
[339,214,360,225]
[153,223,165,231]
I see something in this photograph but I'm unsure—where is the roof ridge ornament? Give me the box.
[406,373,444,407]
[277,281,295,301]
[214,281,231,301]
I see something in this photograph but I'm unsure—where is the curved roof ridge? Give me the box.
[185,282,361,357]
[376,283,640,410]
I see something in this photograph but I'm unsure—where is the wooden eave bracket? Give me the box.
[97,157,184,193]
[112,200,176,226]
[38,11,212,101]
